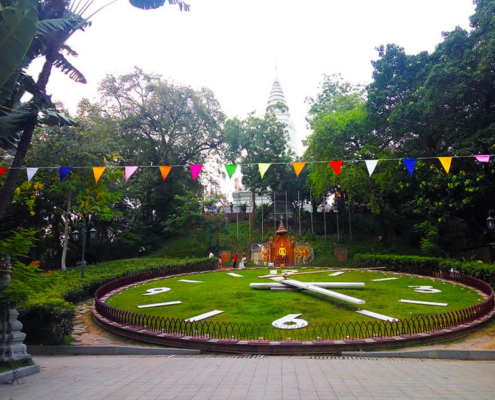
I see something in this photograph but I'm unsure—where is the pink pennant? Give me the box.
[190,165,203,180]
[475,155,490,163]
[125,166,138,182]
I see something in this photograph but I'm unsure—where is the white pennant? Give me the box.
[365,160,379,176]
[27,168,39,182]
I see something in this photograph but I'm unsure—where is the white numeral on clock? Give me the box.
[142,287,171,296]
[408,285,441,294]
[272,313,308,329]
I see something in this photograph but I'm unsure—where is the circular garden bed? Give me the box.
[93,265,495,354]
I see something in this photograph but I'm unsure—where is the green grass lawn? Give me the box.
[106,268,481,329]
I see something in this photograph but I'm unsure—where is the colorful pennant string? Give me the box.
[125,166,138,182]
[438,157,452,174]
[402,158,417,176]
[10,154,495,186]
[0,167,8,179]
[59,167,71,181]
[329,161,343,177]
[365,160,379,176]
[225,164,238,179]
[190,165,203,180]
[159,166,172,181]
[475,155,490,162]
[93,167,106,183]
[258,163,271,179]
[292,162,306,177]
[27,168,38,182]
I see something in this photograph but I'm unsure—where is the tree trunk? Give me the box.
[250,191,256,229]
[0,46,57,222]
[61,193,72,271]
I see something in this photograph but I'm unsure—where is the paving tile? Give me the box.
[1,356,495,400]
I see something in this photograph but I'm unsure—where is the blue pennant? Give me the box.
[402,158,417,176]
[59,167,72,181]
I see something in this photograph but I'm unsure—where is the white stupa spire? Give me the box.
[266,67,300,155]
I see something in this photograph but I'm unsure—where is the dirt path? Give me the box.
[71,299,152,347]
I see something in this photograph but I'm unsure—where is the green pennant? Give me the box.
[225,164,238,179]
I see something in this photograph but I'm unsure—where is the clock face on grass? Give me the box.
[105,269,482,331]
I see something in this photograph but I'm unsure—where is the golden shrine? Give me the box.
[252,219,314,267]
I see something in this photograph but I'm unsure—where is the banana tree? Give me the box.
[0,0,191,221]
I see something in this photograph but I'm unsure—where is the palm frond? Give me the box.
[60,44,78,57]
[39,109,77,127]
[53,54,87,84]
[0,110,31,138]
[36,18,81,36]
[68,0,95,17]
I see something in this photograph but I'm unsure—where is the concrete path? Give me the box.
[2,355,495,400]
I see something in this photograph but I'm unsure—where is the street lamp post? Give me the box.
[487,210,495,231]
[72,222,96,279]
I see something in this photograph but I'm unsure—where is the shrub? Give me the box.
[18,298,76,345]
[354,254,495,287]
[16,257,215,344]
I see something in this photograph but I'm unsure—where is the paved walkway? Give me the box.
[2,355,495,400]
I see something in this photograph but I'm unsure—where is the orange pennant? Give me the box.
[159,166,172,181]
[329,161,343,177]
[438,157,452,174]
[93,167,105,183]
[292,162,306,177]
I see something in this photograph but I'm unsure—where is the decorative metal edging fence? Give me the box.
[94,265,494,342]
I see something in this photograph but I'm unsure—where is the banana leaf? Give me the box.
[0,0,38,93]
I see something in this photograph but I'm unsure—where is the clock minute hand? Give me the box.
[271,277,366,305]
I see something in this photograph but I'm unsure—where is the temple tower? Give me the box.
[266,68,300,155]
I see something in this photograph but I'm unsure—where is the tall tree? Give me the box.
[97,68,225,235]
[224,111,292,221]
[7,101,123,269]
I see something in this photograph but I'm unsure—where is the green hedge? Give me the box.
[17,257,215,344]
[354,254,495,287]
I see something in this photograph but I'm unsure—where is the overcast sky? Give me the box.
[35,0,475,152]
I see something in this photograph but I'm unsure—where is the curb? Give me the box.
[0,364,40,384]
[342,349,495,361]
[26,345,201,356]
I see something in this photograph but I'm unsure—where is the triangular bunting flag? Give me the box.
[365,160,379,176]
[292,162,306,177]
[0,167,7,179]
[190,165,203,180]
[258,163,271,179]
[125,166,138,182]
[159,166,172,181]
[475,155,490,163]
[93,167,106,183]
[27,168,38,182]
[438,157,452,173]
[329,161,343,177]
[59,167,71,181]
[402,158,417,176]
[225,164,238,179]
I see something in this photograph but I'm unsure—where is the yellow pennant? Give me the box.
[438,157,452,173]
[292,162,306,177]
[93,166,106,183]
[258,163,271,179]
